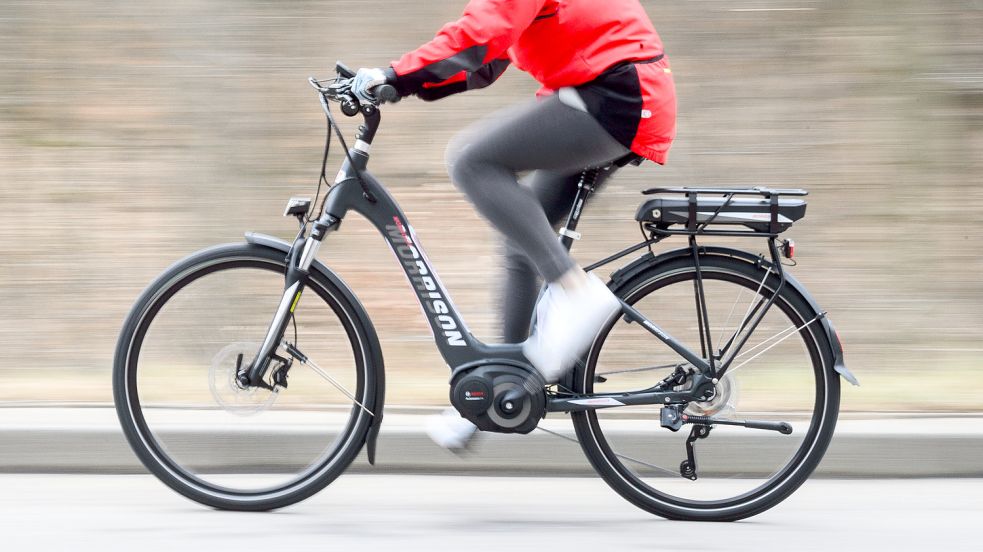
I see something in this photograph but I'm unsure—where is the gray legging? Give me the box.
[445,92,629,343]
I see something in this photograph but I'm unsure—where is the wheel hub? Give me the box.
[685,372,738,417]
[208,342,279,416]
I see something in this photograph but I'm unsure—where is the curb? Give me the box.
[1,409,980,477]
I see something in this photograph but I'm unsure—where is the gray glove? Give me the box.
[351,67,388,104]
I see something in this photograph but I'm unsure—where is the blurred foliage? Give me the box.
[0,0,981,410]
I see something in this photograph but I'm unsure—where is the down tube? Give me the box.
[322,172,523,368]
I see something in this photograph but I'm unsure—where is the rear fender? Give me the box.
[245,232,389,462]
[608,247,858,386]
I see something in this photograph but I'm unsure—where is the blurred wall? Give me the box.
[0,0,980,409]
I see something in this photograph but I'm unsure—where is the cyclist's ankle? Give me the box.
[554,266,589,292]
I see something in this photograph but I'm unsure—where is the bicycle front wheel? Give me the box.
[573,253,840,521]
[113,243,382,511]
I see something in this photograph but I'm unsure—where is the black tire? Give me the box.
[113,243,383,511]
[572,253,840,521]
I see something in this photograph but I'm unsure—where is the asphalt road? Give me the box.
[4,475,979,551]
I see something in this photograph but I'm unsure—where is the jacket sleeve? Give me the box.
[414,56,512,102]
[385,0,546,98]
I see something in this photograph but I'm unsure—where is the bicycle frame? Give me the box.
[241,102,790,412]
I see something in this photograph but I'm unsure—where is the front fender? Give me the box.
[245,232,389,462]
[609,247,858,386]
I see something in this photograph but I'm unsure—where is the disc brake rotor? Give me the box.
[685,372,738,417]
[208,342,278,416]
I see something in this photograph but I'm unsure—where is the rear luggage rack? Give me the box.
[637,186,808,237]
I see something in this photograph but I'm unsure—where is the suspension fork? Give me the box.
[240,213,342,388]
[241,101,378,387]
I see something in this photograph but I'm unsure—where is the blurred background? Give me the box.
[0,0,980,411]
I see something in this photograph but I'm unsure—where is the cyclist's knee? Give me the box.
[446,130,512,195]
[446,134,480,190]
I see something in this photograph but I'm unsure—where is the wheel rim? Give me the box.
[122,257,370,500]
[580,261,831,512]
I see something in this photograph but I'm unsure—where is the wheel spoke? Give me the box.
[596,362,681,377]
[716,285,745,345]
[611,451,680,478]
[537,426,679,477]
[724,314,823,376]
[719,269,772,357]
[115,249,374,508]
[577,256,835,516]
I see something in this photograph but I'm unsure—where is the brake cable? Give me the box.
[306,116,333,224]
[319,83,378,203]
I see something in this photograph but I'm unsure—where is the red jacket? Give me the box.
[386,0,676,163]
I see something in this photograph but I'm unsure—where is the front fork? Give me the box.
[240,214,341,388]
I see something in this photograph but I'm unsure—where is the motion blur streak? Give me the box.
[0,1,981,410]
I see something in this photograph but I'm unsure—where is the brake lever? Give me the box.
[336,61,356,79]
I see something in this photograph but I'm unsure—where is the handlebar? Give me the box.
[373,83,401,104]
[310,61,400,117]
[336,61,399,101]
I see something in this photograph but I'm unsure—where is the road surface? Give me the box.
[5,475,978,551]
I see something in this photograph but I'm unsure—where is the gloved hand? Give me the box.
[350,67,389,104]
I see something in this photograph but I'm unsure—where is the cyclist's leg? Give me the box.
[500,171,577,343]
[427,92,628,450]
[446,93,629,285]
[501,167,620,343]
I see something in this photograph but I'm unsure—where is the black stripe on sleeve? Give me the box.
[466,58,511,90]
[392,45,489,96]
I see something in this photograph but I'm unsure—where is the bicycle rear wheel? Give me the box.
[113,243,382,511]
[573,253,840,521]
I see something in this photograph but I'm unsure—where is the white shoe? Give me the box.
[523,273,621,383]
[426,408,478,451]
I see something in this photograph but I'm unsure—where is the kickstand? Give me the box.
[680,424,711,481]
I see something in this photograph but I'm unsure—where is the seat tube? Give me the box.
[559,169,598,251]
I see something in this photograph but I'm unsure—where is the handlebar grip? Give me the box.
[374,84,401,104]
